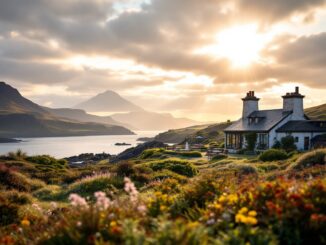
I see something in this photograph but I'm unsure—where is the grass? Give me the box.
[0,149,325,244]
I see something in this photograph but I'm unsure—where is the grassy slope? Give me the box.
[0,148,325,244]
[305,103,326,120]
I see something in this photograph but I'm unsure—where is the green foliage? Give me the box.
[245,133,257,151]
[140,148,202,159]
[66,173,124,198]
[0,190,33,205]
[259,149,289,162]
[116,162,136,177]
[7,149,27,160]
[0,164,45,192]
[288,149,326,170]
[148,159,198,177]
[26,155,68,169]
[280,135,297,152]
[0,197,19,226]
[211,153,228,161]
[165,150,202,158]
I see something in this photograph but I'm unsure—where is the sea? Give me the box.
[0,131,161,158]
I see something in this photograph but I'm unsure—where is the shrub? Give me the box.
[245,133,257,151]
[259,149,288,162]
[139,148,165,159]
[151,169,187,182]
[211,154,227,161]
[7,149,27,160]
[280,136,297,152]
[66,173,123,198]
[165,150,202,158]
[1,190,33,205]
[288,149,326,170]
[26,155,68,169]
[33,185,62,201]
[0,198,19,226]
[148,159,198,177]
[116,162,136,177]
[0,164,44,192]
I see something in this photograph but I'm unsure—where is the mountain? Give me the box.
[111,111,199,131]
[45,107,135,130]
[74,90,143,113]
[305,103,326,120]
[0,81,50,116]
[0,82,134,137]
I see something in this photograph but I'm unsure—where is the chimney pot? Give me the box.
[295,86,299,94]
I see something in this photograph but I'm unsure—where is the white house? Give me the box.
[224,87,326,152]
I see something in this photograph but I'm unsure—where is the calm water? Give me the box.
[0,131,160,158]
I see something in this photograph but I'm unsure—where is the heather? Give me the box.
[0,149,325,244]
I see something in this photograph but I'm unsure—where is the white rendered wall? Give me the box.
[275,132,324,150]
[283,98,305,120]
[242,100,258,118]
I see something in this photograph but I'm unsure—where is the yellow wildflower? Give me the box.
[248,210,257,217]
[21,218,30,226]
[227,194,238,204]
[219,195,227,203]
[214,203,222,210]
[110,221,117,227]
[239,207,248,214]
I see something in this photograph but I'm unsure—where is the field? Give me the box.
[0,148,325,244]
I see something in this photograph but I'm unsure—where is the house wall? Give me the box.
[268,114,293,148]
[275,132,325,150]
[283,98,305,119]
[242,100,258,118]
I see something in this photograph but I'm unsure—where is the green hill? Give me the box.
[305,103,326,120]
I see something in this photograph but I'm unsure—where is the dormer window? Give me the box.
[255,118,259,124]
[249,118,253,124]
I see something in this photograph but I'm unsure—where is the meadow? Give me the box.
[0,148,325,244]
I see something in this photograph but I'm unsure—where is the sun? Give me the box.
[196,24,269,68]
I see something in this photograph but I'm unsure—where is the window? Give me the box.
[255,118,259,123]
[295,137,299,143]
[249,118,253,124]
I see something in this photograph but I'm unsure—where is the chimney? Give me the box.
[282,86,305,120]
[242,91,259,118]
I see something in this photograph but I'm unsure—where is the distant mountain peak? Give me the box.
[74,90,143,113]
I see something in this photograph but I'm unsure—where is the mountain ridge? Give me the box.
[0,82,134,138]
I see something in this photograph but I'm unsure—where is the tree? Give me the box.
[245,133,257,151]
[280,135,297,152]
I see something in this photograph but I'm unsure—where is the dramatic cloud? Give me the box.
[0,0,325,121]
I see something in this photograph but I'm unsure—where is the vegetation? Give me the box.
[259,149,289,162]
[245,132,257,151]
[0,148,325,244]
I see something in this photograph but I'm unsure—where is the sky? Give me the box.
[0,0,326,122]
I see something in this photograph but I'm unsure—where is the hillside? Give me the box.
[45,107,135,130]
[111,111,199,131]
[0,147,325,244]
[74,90,143,113]
[0,82,134,137]
[305,103,326,120]
[154,122,232,144]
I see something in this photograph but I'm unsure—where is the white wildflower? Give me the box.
[68,193,89,208]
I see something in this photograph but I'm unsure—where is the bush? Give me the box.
[26,155,68,169]
[7,149,27,160]
[1,190,33,205]
[116,162,136,177]
[165,150,202,158]
[288,149,326,170]
[245,133,257,151]
[0,164,45,192]
[280,136,297,152]
[139,148,165,159]
[259,149,288,162]
[66,173,123,198]
[0,198,19,226]
[148,159,198,177]
[211,154,227,161]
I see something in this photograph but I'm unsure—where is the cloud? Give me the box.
[0,0,325,120]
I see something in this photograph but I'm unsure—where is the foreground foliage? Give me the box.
[0,149,325,244]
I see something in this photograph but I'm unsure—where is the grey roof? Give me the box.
[276,121,326,133]
[224,109,292,132]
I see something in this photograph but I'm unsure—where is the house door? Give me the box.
[304,137,310,150]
